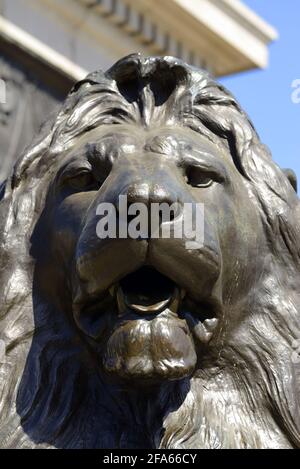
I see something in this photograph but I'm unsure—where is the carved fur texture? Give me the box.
[0,55,299,448]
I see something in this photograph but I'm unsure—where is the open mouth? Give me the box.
[108,266,219,344]
[74,267,220,345]
[114,266,181,314]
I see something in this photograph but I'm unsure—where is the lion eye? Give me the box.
[186,167,214,188]
[66,171,96,191]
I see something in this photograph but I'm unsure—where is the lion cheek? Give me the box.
[102,318,197,382]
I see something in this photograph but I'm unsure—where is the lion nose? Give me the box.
[120,183,182,222]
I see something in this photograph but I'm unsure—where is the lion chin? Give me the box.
[0,54,300,449]
[102,312,197,383]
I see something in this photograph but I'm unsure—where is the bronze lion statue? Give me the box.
[0,55,299,449]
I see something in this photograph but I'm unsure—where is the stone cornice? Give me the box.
[79,0,277,75]
[0,15,87,92]
[0,0,278,80]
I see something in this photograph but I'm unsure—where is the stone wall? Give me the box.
[0,55,63,181]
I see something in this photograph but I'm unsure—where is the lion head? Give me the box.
[0,55,300,449]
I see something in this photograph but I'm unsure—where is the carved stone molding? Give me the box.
[0,56,61,181]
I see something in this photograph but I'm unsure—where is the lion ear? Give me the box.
[283,168,298,192]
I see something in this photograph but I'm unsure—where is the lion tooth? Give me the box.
[109,285,116,297]
[181,289,186,299]
[169,288,181,314]
[203,318,219,332]
[193,322,213,344]
[116,288,127,316]
[184,312,214,344]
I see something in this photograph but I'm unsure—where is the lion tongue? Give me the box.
[117,287,180,314]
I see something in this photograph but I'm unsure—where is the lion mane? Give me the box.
[0,55,300,449]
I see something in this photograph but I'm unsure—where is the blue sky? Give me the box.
[219,0,300,188]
